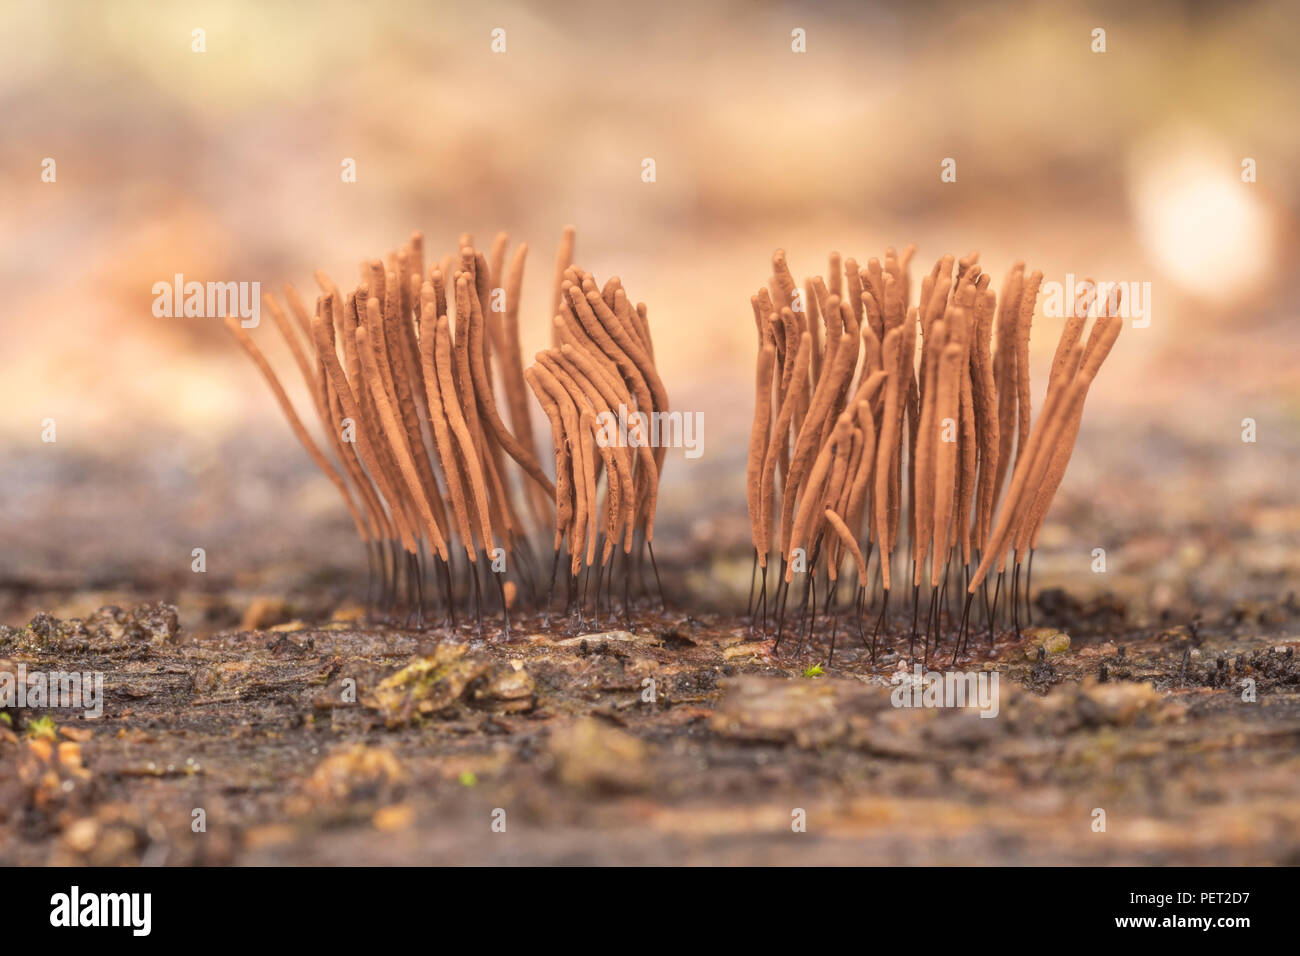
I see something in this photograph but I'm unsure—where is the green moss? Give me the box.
[26,714,57,740]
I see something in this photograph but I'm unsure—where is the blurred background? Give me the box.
[1,0,1296,627]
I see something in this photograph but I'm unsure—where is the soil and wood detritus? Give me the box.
[2,591,1298,866]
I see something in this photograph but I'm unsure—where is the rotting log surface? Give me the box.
[2,594,1298,866]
